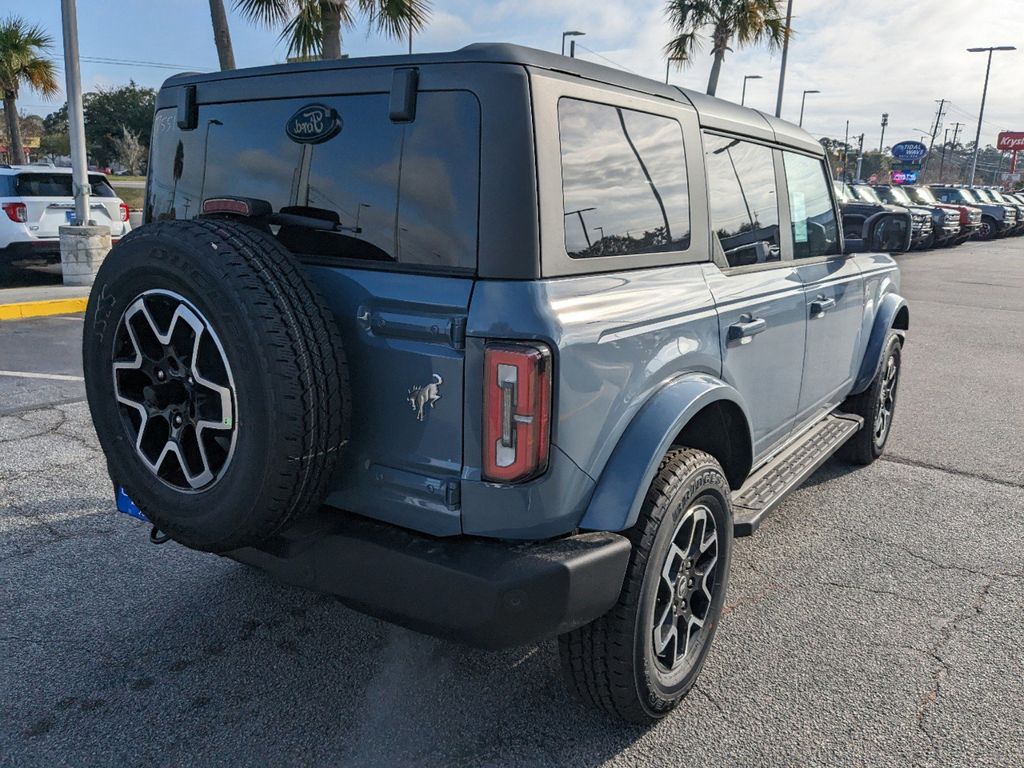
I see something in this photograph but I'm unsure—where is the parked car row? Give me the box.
[833,180,1024,250]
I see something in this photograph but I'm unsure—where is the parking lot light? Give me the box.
[741,74,762,106]
[561,31,585,57]
[966,46,1016,185]
[799,89,820,128]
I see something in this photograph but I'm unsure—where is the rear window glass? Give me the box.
[15,173,116,198]
[558,98,690,258]
[147,91,480,270]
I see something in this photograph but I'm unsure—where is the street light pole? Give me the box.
[561,31,585,57]
[798,89,819,128]
[774,0,794,118]
[741,74,762,106]
[61,0,89,226]
[966,46,1016,186]
[878,113,888,153]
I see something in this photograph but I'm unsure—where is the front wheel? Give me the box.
[559,448,733,723]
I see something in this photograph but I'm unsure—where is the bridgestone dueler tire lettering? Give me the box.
[83,219,350,552]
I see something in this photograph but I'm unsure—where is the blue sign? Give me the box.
[285,103,342,145]
[891,170,919,185]
[891,141,927,163]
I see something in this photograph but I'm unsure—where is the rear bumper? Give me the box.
[226,510,631,650]
[1,237,121,263]
[0,240,61,262]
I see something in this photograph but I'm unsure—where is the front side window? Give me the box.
[783,152,840,259]
[559,98,690,258]
[704,134,780,267]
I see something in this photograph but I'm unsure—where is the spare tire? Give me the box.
[83,219,350,552]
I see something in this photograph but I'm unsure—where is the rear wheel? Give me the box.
[839,331,901,465]
[559,448,732,723]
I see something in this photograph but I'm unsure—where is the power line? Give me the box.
[573,44,640,76]
[79,55,208,71]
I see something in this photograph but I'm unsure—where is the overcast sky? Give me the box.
[21,0,1024,148]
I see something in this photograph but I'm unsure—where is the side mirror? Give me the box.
[845,211,913,254]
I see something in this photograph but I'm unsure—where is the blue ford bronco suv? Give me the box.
[83,44,911,723]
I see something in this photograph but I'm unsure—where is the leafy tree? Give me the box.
[664,0,786,97]
[109,124,146,174]
[0,15,59,164]
[235,0,430,60]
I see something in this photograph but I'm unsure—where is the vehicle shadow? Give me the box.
[4,502,657,767]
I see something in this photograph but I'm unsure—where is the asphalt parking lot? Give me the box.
[2,238,1022,767]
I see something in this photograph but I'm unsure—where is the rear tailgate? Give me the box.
[15,172,125,237]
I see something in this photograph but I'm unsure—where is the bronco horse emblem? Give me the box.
[407,374,443,421]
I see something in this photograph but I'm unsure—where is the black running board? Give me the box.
[732,412,863,537]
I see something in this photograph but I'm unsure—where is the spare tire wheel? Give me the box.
[83,219,350,552]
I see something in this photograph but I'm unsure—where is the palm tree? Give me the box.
[664,0,785,97]
[0,15,59,165]
[235,0,430,61]
[209,0,237,70]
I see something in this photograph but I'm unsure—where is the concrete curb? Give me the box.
[0,297,89,321]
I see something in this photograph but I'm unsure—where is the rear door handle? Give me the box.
[727,316,767,344]
[810,296,836,316]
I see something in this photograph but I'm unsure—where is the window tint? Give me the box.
[559,99,690,258]
[14,173,115,198]
[147,92,480,270]
[783,152,840,259]
[704,135,780,267]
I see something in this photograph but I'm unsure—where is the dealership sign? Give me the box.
[891,170,919,185]
[891,141,928,163]
[997,132,1024,151]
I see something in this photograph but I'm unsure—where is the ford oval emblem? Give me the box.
[285,103,342,144]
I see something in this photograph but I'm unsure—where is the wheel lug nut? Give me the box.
[173,415,183,427]
[156,370,165,381]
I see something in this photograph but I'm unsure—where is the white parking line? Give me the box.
[0,370,85,382]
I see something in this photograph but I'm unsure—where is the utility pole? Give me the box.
[923,98,945,173]
[879,113,889,152]
[950,122,964,183]
[774,0,795,118]
[855,133,865,181]
[842,120,850,182]
[966,46,1016,185]
[938,127,950,182]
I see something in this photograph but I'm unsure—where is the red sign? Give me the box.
[997,132,1024,151]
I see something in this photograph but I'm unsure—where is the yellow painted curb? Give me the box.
[0,297,89,321]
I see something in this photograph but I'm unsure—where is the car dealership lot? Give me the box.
[2,239,1022,767]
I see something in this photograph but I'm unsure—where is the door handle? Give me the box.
[727,316,767,344]
[810,296,836,316]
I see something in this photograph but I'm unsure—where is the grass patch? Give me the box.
[110,183,145,210]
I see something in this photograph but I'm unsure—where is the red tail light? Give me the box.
[483,342,552,483]
[2,202,27,223]
[119,202,130,222]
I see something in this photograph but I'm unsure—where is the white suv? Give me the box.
[1,165,132,274]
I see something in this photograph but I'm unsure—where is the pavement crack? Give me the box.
[881,453,1024,490]
[845,531,1003,579]
[915,575,996,747]
[816,580,917,603]
[692,682,727,718]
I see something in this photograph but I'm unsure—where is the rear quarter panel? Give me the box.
[462,265,721,538]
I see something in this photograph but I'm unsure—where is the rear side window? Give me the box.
[782,152,840,259]
[558,98,690,258]
[704,135,780,267]
[13,173,115,198]
[147,91,480,270]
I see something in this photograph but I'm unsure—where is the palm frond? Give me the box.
[21,57,59,96]
[360,0,430,39]
[234,0,292,28]
[279,2,323,58]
